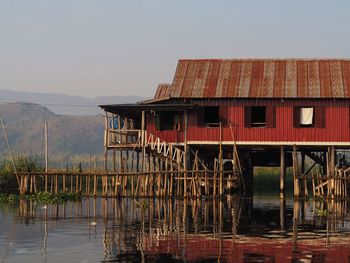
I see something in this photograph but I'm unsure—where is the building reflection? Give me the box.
[13,197,350,262]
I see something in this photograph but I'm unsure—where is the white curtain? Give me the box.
[300,107,313,125]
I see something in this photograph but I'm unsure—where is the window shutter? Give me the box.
[219,106,228,127]
[293,107,300,128]
[266,106,276,128]
[197,108,205,127]
[314,106,325,128]
[244,107,252,128]
[155,113,161,130]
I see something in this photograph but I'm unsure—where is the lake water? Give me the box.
[1,196,350,262]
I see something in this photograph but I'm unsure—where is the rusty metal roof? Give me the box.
[168,59,350,98]
[154,83,171,99]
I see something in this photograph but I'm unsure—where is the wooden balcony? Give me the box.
[105,129,141,149]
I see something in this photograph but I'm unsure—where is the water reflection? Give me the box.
[1,197,350,262]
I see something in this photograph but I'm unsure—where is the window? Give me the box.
[204,107,220,126]
[245,106,275,128]
[197,106,227,127]
[251,106,266,127]
[294,106,324,128]
[155,112,181,131]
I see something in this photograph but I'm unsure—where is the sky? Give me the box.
[1,0,350,98]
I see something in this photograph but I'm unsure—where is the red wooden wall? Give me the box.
[146,99,350,144]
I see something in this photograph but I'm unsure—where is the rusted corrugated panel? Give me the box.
[341,61,350,97]
[180,61,197,97]
[168,59,350,98]
[273,61,286,97]
[203,61,221,97]
[308,60,321,97]
[261,61,274,97]
[154,84,171,99]
[285,60,297,97]
[171,60,189,97]
[319,61,331,97]
[330,61,344,97]
[249,61,264,97]
[296,61,308,97]
[238,61,253,97]
[226,61,242,97]
[191,61,210,97]
[215,60,231,97]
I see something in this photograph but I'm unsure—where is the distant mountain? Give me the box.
[0,103,105,167]
[0,90,147,115]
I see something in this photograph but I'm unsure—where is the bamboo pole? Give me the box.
[93,156,97,196]
[219,122,223,196]
[184,110,188,197]
[0,116,20,187]
[312,170,316,197]
[213,159,217,196]
[169,147,174,197]
[63,174,66,193]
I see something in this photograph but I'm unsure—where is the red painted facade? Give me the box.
[146,99,350,144]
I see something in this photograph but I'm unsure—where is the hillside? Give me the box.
[0,90,146,115]
[0,103,105,167]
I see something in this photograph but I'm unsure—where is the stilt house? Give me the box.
[100,59,350,197]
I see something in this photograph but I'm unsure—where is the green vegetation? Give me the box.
[0,155,44,193]
[0,191,81,204]
[0,155,82,204]
[316,209,328,217]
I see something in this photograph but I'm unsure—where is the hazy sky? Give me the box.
[1,0,350,98]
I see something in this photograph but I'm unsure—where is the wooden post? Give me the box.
[219,122,223,196]
[55,172,58,194]
[330,146,335,198]
[93,156,97,196]
[301,151,308,197]
[44,121,48,192]
[141,111,146,196]
[135,152,140,197]
[75,170,79,193]
[213,159,217,196]
[169,147,174,197]
[184,111,188,197]
[63,174,66,193]
[280,145,285,198]
[293,145,300,197]
[70,171,73,193]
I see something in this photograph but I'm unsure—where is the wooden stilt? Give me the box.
[141,110,146,197]
[219,122,223,196]
[280,145,285,198]
[213,159,217,196]
[135,152,140,197]
[293,145,300,197]
[184,110,188,197]
[312,170,316,197]
[301,151,308,197]
[63,174,66,193]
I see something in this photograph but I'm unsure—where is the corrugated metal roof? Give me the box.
[168,59,350,98]
[154,83,171,99]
